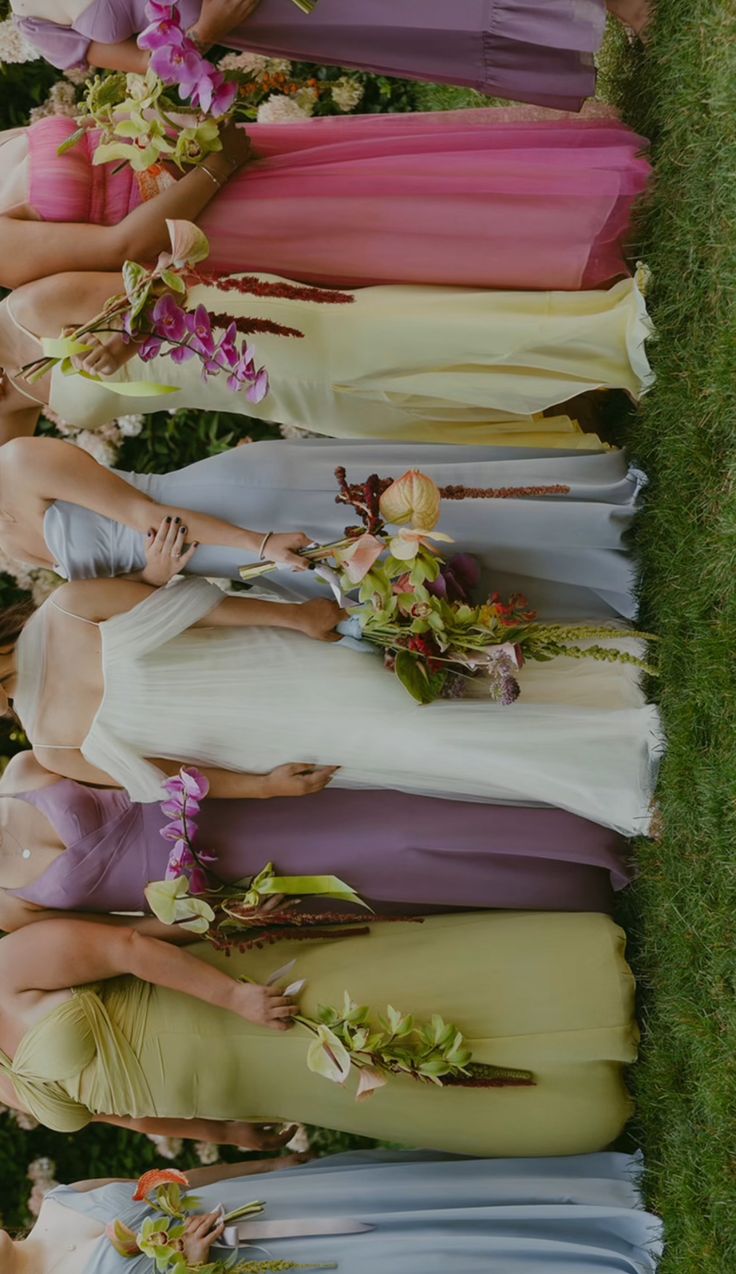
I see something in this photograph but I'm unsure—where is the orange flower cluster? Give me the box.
[238,73,323,99]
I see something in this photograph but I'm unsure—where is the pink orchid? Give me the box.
[246,366,270,402]
[189,866,209,896]
[138,15,185,52]
[152,293,188,343]
[138,334,163,362]
[180,766,210,799]
[165,839,195,880]
[185,305,215,357]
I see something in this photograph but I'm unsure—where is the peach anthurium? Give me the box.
[388,526,454,562]
[132,1168,190,1202]
[333,533,384,584]
[157,219,211,273]
[355,1066,388,1102]
[379,470,441,530]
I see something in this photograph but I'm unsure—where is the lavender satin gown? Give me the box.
[9,778,630,915]
[16,0,607,111]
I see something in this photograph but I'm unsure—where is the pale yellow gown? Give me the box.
[47,271,653,445]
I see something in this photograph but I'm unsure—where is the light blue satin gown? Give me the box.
[48,1150,662,1274]
[43,440,646,619]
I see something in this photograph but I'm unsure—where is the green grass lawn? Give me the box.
[599,11,736,1273]
[423,10,736,1270]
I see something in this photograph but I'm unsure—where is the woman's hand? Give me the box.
[264,531,313,572]
[181,1212,226,1266]
[263,762,339,798]
[230,979,299,1030]
[192,0,263,48]
[292,598,348,642]
[69,331,132,379]
[218,119,255,172]
[227,1122,300,1152]
[141,515,199,586]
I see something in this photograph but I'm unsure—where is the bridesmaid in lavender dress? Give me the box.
[11,0,648,111]
[0,752,630,931]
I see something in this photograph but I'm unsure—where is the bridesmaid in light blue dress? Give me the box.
[40,1150,663,1274]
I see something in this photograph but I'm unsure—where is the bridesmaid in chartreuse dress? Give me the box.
[0,907,637,1155]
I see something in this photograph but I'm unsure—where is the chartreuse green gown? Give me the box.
[2,912,637,1156]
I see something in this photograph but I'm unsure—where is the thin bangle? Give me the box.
[258,531,274,560]
[199,163,223,189]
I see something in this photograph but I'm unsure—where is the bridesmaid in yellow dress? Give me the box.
[0,911,637,1156]
[0,264,652,446]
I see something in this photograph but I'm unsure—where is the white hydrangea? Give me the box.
[29,568,62,606]
[194,1141,220,1165]
[72,426,122,468]
[286,1124,311,1153]
[279,422,322,439]
[115,413,145,438]
[294,86,318,115]
[330,76,364,113]
[27,1158,60,1218]
[217,50,269,74]
[9,1109,39,1131]
[27,78,79,122]
[0,17,41,64]
[256,94,311,124]
[146,1134,184,1160]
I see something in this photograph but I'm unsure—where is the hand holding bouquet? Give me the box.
[241,467,657,706]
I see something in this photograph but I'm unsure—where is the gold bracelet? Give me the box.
[258,531,274,560]
[199,164,223,189]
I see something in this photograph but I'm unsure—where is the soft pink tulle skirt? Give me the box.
[197,110,652,290]
[31,111,651,291]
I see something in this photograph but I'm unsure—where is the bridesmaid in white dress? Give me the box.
[6,575,660,835]
[0,265,653,446]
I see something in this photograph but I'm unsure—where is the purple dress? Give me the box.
[9,779,630,915]
[16,0,606,111]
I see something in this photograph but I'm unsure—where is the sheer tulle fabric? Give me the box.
[56,579,664,835]
[26,113,651,289]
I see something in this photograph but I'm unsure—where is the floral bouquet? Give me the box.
[17,219,275,402]
[251,968,534,1100]
[58,2,318,178]
[107,1168,333,1272]
[244,468,657,706]
[144,767,370,940]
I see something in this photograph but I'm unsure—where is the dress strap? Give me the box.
[49,597,99,626]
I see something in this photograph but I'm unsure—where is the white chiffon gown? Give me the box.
[19,580,660,835]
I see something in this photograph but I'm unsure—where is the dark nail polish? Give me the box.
[165,516,171,523]
[180,525,187,535]
[174,516,180,523]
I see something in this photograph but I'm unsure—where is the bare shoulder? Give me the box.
[11,271,124,336]
[0,749,59,794]
[50,577,153,624]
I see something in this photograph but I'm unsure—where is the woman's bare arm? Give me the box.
[0,891,199,943]
[70,1152,306,1193]
[89,1114,296,1153]
[0,920,297,1029]
[0,434,302,561]
[0,123,251,288]
[87,38,149,74]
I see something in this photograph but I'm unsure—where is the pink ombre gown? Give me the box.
[14,0,608,111]
[18,112,651,290]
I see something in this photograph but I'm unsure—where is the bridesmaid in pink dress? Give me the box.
[0,111,651,290]
[11,0,649,112]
